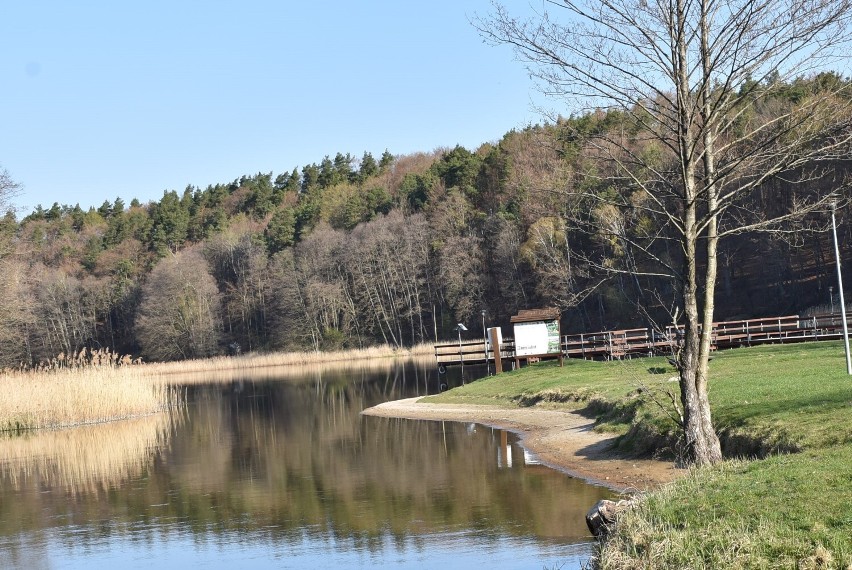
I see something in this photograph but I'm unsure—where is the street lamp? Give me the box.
[481,309,489,376]
[829,285,835,315]
[830,201,852,375]
[456,323,468,384]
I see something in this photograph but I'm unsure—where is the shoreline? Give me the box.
[362,396,683,492]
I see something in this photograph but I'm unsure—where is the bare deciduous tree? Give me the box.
[136,248,223,361]
[480,0,852,465]
[204,226,271,351]
[266,249,318,351]
[0,167,20,210]
[30,267,99,361]
[0,259,34,367]
[520,215,603,309]
[0,167,20,260]
[348,212,432,346]
[291,223,353,350]
[0,168,28,365]
[439,234,486,325]
[482,215,530,320]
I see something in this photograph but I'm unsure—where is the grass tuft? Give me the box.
[597,453,852,568]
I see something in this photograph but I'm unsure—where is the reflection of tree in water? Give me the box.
[169,361,439,493]
[0,362,612,552]
[164,362,610,543]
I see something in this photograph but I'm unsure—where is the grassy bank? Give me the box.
[427,341,852,568]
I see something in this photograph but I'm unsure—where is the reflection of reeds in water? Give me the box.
[145,343,435,376]
[149,348,437,384]
[0,366,178,431]
[0,344,435,430]
[0,412,176,494]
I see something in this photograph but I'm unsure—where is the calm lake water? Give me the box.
[0,360,613,569]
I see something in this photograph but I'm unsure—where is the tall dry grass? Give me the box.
[156,352,438,385]
[0,366,178,432]
[143,343,436,378]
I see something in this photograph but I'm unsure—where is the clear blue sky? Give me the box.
[1,1,549,214]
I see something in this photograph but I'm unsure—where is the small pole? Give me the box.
[481,309,489,375]
[458,329,464,384]
[829,285,835,314]
[831,201,852,375]
[456,323,468,384]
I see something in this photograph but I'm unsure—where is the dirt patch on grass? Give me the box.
[362,397,683,492]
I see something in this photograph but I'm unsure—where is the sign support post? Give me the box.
[489,327,503,374]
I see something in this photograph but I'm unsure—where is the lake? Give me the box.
[0,359,614,569]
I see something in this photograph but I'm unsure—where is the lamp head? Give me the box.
[456,323,468,331]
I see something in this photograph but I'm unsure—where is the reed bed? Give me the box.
[0,366,178,432]
[0,413,176,494]
[0,343,436,430]
[155,352,438,385]
[142,343,436,378]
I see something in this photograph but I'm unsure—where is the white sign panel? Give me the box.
[513,320,560,356]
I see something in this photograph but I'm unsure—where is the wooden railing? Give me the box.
[435,313,852,365]
[434,339,516,365]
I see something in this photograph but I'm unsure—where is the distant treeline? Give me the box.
[1,73,850,364]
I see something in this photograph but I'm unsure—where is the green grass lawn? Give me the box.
[427,341,852,568]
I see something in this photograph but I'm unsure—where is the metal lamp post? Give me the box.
[830,201,852,375]
[456,323,468,384]
[830,285,835,315]
[481,309,489,376]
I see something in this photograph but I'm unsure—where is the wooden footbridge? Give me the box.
[435,313,852,366]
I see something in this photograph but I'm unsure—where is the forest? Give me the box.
[0,73,850,365]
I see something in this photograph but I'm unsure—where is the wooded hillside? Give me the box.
[1,74,850,364]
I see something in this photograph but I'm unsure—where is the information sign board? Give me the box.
[513,319,561,357]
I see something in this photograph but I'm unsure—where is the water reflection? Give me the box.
[0,360,612,569]
[0,413,173,493]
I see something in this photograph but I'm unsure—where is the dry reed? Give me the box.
[156,352,437,384]
[142,343,436,378]
[0,366,178,432]
[5,347,142,373]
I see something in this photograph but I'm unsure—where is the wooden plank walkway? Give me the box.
[435,313,852,366]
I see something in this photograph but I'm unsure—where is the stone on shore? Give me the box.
[585,498,634,538]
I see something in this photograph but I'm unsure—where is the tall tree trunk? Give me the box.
[675,0,722,466]
[696,0,723,464]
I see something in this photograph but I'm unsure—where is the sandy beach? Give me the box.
[362,397,682,492]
